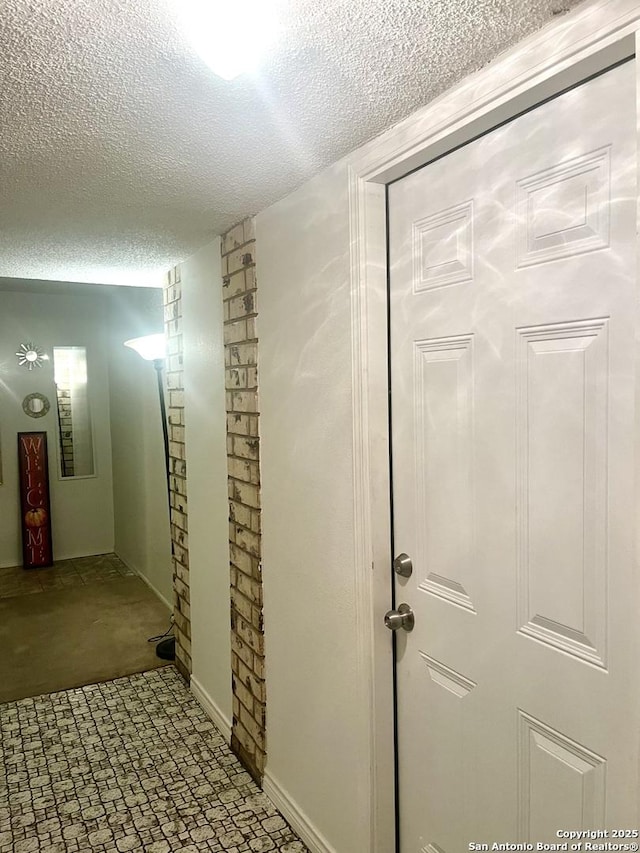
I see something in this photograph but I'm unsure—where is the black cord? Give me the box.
[147,621,174,643]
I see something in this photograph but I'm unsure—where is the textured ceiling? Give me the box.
[0,0,583,286]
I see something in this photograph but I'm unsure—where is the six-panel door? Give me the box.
[388,60,640,851]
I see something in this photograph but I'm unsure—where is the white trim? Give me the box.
[190,674,232,743]
[352,0,638,185]
[348,1,640,849]
[117,554,173,611]
[348,170,395,853]
[263,770,337,853]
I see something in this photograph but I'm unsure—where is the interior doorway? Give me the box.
[387,58,640,848]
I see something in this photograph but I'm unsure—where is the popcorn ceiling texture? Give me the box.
[0,0,583,285]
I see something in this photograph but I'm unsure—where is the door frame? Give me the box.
[347,2,640,849]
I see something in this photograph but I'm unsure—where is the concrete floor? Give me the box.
[0,554,172,703]
[0,553,139,598]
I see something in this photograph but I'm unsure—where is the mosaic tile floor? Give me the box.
[0,668,307,853]
[0,554,135,599]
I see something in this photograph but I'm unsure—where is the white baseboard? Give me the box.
[116,554,173,612]
[0,549,115,570]
[263,771,337,853]
[190,675,232,744]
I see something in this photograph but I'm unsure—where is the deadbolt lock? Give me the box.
[393,553,413,578]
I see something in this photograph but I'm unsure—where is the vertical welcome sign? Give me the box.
[17,432,53,568]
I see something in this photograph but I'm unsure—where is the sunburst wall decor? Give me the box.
[16,343,48,370]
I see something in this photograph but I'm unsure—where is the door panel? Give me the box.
[388,60,639,850]
[415,335,475,613]
[516,319,609,668]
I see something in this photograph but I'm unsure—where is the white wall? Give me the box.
[181,239,232,732]
[108,287,173,607]
[258,162,370,852]
[0,289,115,567]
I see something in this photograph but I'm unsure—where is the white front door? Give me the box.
[388,60,640,850]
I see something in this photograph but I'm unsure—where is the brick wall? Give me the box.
[164,266,191,681]
[55,389,75,476]
[222,219,266,783]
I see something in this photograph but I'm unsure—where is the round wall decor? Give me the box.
[23,393,50,418]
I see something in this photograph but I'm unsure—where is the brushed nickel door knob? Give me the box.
[384,603,415,632]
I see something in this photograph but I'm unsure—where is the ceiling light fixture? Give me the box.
[172,0,280,81]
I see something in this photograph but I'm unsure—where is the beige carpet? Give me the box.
[0,576,172,703]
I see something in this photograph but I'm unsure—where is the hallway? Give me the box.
[0,668,307,853]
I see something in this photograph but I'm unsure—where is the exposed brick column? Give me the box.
[164,266,191,681]
[222,219,266,783]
